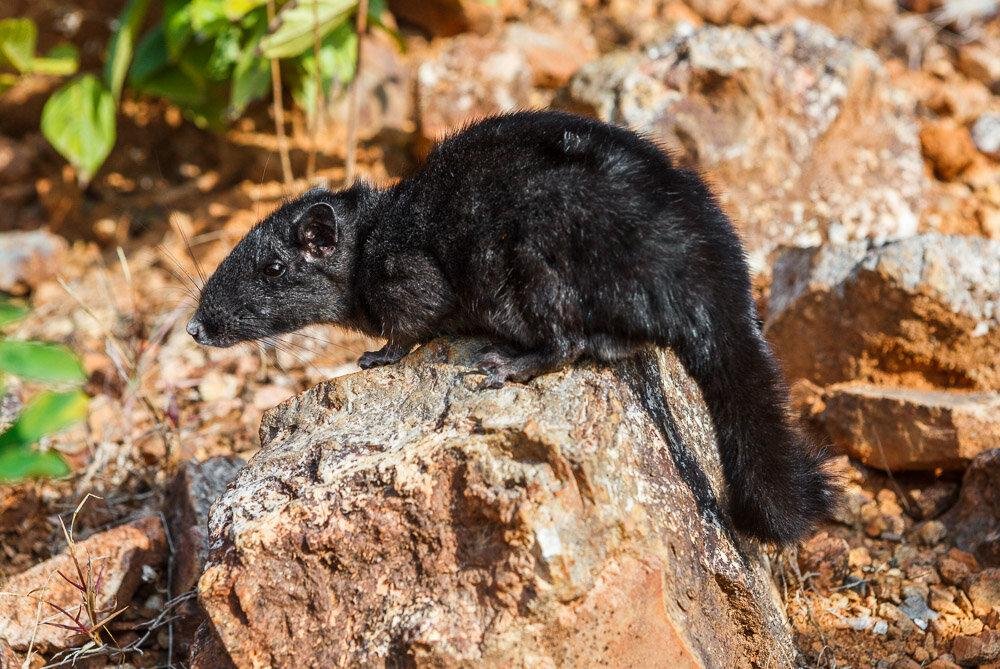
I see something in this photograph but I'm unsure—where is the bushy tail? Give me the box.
[674,318,838,544]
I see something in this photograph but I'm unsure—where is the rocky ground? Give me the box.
[0,0,998,667]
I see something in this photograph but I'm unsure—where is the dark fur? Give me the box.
[189,110,836,544]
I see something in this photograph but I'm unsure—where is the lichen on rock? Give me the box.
[197,339,794,668]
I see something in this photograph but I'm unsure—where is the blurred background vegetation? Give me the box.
[0,0,412,482]
[1,0,407,186]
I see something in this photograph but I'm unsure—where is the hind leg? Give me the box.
[587,334,641,362]
[475,338,584,389]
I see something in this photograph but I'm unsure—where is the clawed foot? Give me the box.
[472,340,585,390]
[473,345,543,389]
[358,342,410,369]
[475,348,514,389]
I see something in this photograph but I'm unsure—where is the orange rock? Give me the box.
[958,42,1000,91]
[562,22,926,267]
[926,657,961,669]
[920,119,978,181]
[504,23,597,88]
[898,0,942,10]
[414,33,535,155]
[938,548,980,586]
[0,516,166,652]
[387,0,498,37]
[0,136,35,185]
[819,383,1000,471]
[923,77,992,123]
[799,532,851,588]
[196,340,795,667]
[686,0,789,25]
[944,450,1000,567]
[166,457,244,597]
[900,478,959,520]
[0,640,20,669]
[952,629,1000,665]
[414,21,596,152]
[965,569,1000,618]
[188,621,236,669]
[892,658,922,669]
[553,555,703,668]
[766,235,1000,391]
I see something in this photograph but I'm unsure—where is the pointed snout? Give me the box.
[186,318,207,344]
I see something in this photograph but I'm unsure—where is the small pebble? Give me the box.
[972,113,1000,159]
[916,520,947,546]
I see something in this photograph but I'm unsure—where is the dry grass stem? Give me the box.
[344,0,369,184]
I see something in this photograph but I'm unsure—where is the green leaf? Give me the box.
[260,0,357,59]
[0,18,37,73]
[166,86,229,129]
[0,446,69,482]
[105,0,152,101]
[41,74,117,184]
[0,72,16,93]
[132,65,207,107]
[320,21,357,84]
[0,389,88,450]
[206,24,242,80]
[129,25,169,85]
[164,0,195,58]
[29,43,79,76]
[0,340,86,384]
[189,0,230,33]
[176,39,215,88]
[239,5,267,30]
[229,21,270,117]
[0,299,29,327]
[224,0,266,20]
[291,21,356,117]
[368,0,386,19]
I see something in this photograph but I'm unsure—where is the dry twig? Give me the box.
[307,0,324,181]
[267,0,294,185]
[344,0,369,184]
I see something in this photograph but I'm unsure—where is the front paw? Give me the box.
[358,350,398,369]
[475,350,511,389]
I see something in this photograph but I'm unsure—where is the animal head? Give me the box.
[187,188,362,347]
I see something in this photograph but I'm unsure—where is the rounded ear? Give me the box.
[295,202,338,260]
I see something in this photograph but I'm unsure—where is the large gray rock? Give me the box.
[414,21,596,153]
[766,234,1000,391]
[0,230,68,295]
[197,340,794,668]
[561,20,925,270]
[166,456,245,596]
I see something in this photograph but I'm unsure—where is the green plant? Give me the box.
[0,298,88,482]
[41,0,150,185]
[0,17,79,93]
[45,495,128,649]
[35,0,396,186]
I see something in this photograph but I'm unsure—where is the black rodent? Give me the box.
[188,109,836,544]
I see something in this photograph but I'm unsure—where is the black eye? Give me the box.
[263,260,286,278]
